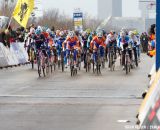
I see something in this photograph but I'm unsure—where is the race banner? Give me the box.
[73,11,83,32]
[12,0,34,28]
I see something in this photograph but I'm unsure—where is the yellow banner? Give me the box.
[74,21,82,26]
[12,0,34,28]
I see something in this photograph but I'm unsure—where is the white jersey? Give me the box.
[129,35,140,46]
[106,34,117,45]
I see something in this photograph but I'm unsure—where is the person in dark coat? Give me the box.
[0,30,6,45]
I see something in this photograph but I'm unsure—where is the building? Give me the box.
[139,0,156,31]
[98,0,122,20]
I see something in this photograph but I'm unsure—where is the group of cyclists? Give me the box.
[25,24,142,77]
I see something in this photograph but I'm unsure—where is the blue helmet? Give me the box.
[35,29,41,35]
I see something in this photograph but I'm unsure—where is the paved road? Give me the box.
[0,54,154,130]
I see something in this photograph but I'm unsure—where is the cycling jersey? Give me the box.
[90,36,106,50]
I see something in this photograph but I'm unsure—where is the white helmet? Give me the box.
[59,31,64,37]
[46,28,51,34]
[129,31,134,36]
[97,32,103,38]
[120,31,126,37]
[82,31,87,37]
[37,26,42,32]
[69,31,75,38]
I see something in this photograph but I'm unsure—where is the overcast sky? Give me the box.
[0,0,141,17]
[39,0,141,17]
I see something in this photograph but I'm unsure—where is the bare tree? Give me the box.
[37,9,101,31]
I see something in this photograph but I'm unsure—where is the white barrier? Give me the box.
[0,43,9,67]
[138,71,160,129]
[10,42,28,64]
[0,42,28,67]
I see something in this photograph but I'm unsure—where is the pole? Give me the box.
[156,0,160,71]
[7,16,13,29]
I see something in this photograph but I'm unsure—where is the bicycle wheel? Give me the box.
[61,53,64,72]
[62,61,64,72]
[71,67,73,77]
[125,64,128,74]
[96,64,99,74]
[50,64,53,73]
[42,66,46,77]
[58,60,61,69]
[86,63,88,72]
[93,62,95,73]
[98,64,101,74]
[125,56,129,74]
[31,50,35,69]
[46,62,50,75]
[31,60,34,69]
[88,62,91,72]
[54,63,56,71]
[38,64,41,77]
[109,53,113,71]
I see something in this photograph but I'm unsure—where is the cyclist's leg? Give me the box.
[137,45,140,60]
[100,46,104,58]
[63,50,67,67]
[66,49,70,66]
[114,43,117,59]
[93,51,97,65]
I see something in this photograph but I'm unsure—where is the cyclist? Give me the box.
[81,31,89,68]
[63,31,81,68]
[118,31,130,70]
[33,28,47,57]
[90,31,106,68]
[87,31,96,49]
[128,31,139,67]
[56,31,66,67]
[26,27,36,61]
[106,30,117,61]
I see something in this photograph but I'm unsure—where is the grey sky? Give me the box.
[40,0,141,17]
[0,0,141,17]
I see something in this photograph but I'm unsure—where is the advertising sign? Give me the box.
[73,10,83,32]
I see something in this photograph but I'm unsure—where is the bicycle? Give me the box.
[77,50,81,71]
[85,49,91,72]
[36,50,42,77]
[61,50,65,72]
[108,45,116,71]
[52,46,57,71]
[37,49,49,77]
[69,49,77,77]
[125,47,131,74]
[93,48,101,75]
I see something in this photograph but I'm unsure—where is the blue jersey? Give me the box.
[118,36,130,48]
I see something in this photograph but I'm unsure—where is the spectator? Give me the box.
[8,26,17,43]
[0,29,6,45]
[140,32,149,53]
[4,29,11,48]
[16,28,24,42]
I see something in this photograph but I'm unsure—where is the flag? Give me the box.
[12,0,34,28]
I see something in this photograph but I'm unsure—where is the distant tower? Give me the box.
[98,0,122,20]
